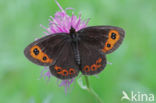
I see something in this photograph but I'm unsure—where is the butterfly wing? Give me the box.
[77,26,125,75]
[24,33,68,66]
[49,41,79,80]
[78,41,107,75]
[78,26,125,54]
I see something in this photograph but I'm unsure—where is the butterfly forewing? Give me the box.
[49,41,79,80]
[78,26,125,54]
[24,33,68,66]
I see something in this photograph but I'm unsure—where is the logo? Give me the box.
[121,91,155,102]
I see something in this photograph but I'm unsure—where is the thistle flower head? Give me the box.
[40,67,51,81]
[59,78,75,94]
[41,0,89,35]
[40,0,89,93]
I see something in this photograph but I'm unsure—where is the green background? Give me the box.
[0,0,156,103]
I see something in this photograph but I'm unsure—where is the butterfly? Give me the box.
[24,26,125,80]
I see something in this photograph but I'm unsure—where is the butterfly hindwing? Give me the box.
[79,41,107,75]
[24,33,68,66]
[49,41,79,80]
[78,26,125,54]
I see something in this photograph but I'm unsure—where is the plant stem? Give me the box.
[84,76,104,103]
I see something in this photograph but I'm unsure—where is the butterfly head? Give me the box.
[69,26,78,40]
[69,26,76,34]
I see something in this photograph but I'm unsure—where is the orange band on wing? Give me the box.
[54,65,76,76]
[54,66,63,74]
[96,58,102,68]
[83,65,90,72]
[69,68,76,75]
[61,70,68,76]
[90,64,97,71]
[102,30,120,53]
[30,45,53,63]
[82,58,102,72]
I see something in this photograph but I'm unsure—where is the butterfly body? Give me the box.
[24,26,125,80]
[69,27,81,65]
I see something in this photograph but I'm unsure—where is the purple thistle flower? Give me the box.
[41,0,90,35]
[40,67,51,82]
[40,0,89,93]
[59,78,75,94]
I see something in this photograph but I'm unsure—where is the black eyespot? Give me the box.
[86,68,88,70]
[43,56,47,61]
[111,33,116,39]
[57,69,61,72]
[107,43,111,47]
[64,71,67,74]
[33,48,39,55]
[92,67,95,69]
[70,70,73,73]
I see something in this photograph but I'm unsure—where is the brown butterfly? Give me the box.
[24,26,125,80]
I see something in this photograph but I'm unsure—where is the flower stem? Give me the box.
[84,76,104,103]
